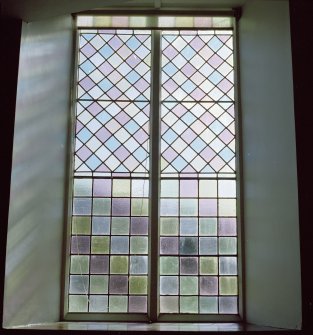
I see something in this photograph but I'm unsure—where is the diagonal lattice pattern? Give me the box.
[75,100,150,173]
[161,31,235,176]
[75,30,151,174]
[161,101,235,175]
[78,30,151,102]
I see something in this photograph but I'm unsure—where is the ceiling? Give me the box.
[1,0,253,22]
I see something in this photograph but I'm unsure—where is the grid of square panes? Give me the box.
[69,29,151,313]
[159,179,237,314]
[69,178,149,313]
[159,30,238,314]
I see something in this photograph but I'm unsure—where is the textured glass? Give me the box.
[77,16,233,29]
[159,30,238,313]
[70,26,238,317]
[75,30,151,175]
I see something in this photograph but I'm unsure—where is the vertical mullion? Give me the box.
[233,15,245,322]
[149,29,161,322]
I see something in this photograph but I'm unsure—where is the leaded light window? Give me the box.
[66,14,240,322]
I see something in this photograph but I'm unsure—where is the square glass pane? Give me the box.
[160,217,179,235]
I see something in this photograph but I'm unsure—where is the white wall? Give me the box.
[240,0,301,329]
[3,15,73,328]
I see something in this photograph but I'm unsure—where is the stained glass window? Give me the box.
[68,15,239,320]
[70,29,151,314]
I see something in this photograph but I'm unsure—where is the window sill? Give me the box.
[6,322,297,333]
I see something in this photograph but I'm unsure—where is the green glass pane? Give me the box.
[199,180,217,197]
[200,297,218,314]
[175,16,193,27]
[110,256,128,274]
[219,277,238,295]
[73,179,92,196]
[90,275,108,294]
[180,296,198,313]
[219,199,236,216]
[129,276,148,294]
[160,217,179,235]
[109,296,128,312]
[200,257,218,275]
[160,257,178,275]
[70,255,89,274]
[130,236,148,254]
[111,217,129,235]
[91,236,109,254]
[69,295,88,312]
[199,218,217,236]
[180,199,198,216]
[72,216,91,235]
[219,237,237,255]
[180,276,198,295]
[93,198,111,215]
[161,180,178,197]
[131,198,148,216]
[113,179,130,197]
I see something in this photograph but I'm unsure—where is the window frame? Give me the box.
[63,11,244,323]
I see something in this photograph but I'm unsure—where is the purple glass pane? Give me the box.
[107,87,122,100]
[133,129,149,144]
[93,179,111,197]
[80,77,95,91]
[131,217,149,235]
[109,275,128,294]
[76,146,92,161]
[181,128,197,143]
[199,199,217,216]
[112,198,130,216]
[95,127,112,142]
[190,87,206,100]
[90,256,109,274]
[164,79,178,94]
[163,45,179,60]
[160,237,178,255]
[108,35,123,50]
[200,111,215,125]
[219,129,234,144]
[81,43,97,57]
[200,147,216,162]
[182,63,196,77]
[219,218,237,236]
[172,104,187,117]
[114,146,131,161]
[208,54,223,68]
[87,102,102,116]
[71,236,90,254]
[180,257,198,275]
[162,147,178,163]
[218,78,233,93]
[98,61,114,76]
[190,36,205,51]
[219,297,238,314]
[200,276,218,295]
[135,78,150,92]
[129,296,147,313]
[180,180,198,197]
[115,111,131,125]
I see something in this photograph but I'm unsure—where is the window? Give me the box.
[66,14,239,322]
